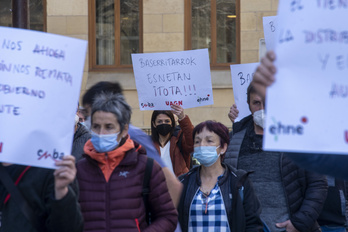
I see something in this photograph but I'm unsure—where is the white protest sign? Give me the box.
[230,63,258,122]
[263,16,277,51]
[0,27,87,168]
[264,1,348,154]
[132,49,213,110]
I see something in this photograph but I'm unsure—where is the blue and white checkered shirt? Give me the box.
[188,175,230,232]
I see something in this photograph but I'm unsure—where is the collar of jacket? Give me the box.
[194,164,231,187]
[232,114,253,134]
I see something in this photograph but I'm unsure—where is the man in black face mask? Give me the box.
[150,104,194,177]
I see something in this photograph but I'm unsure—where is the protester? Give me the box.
[252,50,348,180]
[224,83,328,232]
[82,81,183,208]
[229,102,348,232]
[0,156,83,232]
[251,51,348,231]
[72,110,91,161]
[82,81,123,128]
[151,106,193,176]
[77,106,86,123]
[77,93,177,231]
[178,120,263,232]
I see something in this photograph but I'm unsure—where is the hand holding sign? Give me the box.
[54,155,77,199]
[171,104,185,120]
[263,1,348,154]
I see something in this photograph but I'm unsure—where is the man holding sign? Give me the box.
[224,83,327,232]
[253,50,348,232]
[254,50,348,180]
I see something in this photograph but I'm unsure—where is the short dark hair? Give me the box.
[247,83,258,105]
[150,110,175,143]
[91,93,131,132]
[192,120,230,159]
[82,82,123,107]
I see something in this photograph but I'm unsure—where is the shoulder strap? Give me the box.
[142,158,154,225]
[0,164,44,232]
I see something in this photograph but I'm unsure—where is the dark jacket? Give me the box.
[178,164,263,232]
[287,152,348,181]
[154,115,193,176]
[226,116,328,232]
[281,154,328,232]
[72,123,91,161]
[317,177,347,227]
[0,165,83,232]
[77,140,178,232]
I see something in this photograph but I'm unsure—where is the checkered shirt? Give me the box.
[188,175,230,232]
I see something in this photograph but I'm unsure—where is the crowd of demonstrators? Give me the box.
[76,93,178,231]
[3,59,348,232]
[0,156,83,232]
[178,120,263,232]
[225,84,328,232]
[151,106,194,177]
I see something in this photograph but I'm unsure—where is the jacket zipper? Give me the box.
[219,186,232,231]
[135,218,141,232]
[279,153,291,216]
[105,152,111,232]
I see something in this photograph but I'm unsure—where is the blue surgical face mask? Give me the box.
[193,146,220,167]
[91,130,120,153]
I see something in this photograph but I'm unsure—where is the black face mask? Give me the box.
[156,124,172,136]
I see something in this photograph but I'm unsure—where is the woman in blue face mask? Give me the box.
[177,120,263,232]
[76,93,178,232]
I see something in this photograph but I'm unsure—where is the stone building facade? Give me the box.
[38,0,278,128]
